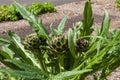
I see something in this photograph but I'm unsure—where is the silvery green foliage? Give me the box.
[0,0,120,80]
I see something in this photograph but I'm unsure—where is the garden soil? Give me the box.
[0,0,120,79]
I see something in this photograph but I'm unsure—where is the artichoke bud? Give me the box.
[76,38,88,52]
[24,33,47,50]
[50,34,68,54]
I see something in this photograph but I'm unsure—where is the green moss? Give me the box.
[115,0,120,8]
[0,2,56,22]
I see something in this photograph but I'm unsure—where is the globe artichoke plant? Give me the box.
[0,0,120,80]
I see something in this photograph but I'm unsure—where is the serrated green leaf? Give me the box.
[68,29,77,59]
[13,0,49,40]
[8,31,40,69]
[0,55,19,70]
[2,45,14,58]
[5,69,43,79]
[57,15,67,35]
[80,0,94,36]
[6,60,40,72]
[52,69,92,80]
[50,23,58,36]
[6,59,48,78]
[0,50,11,59]
[0,37,10,45]
[100,11,110,37]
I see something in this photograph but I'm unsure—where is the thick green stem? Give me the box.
[33,49,48,77]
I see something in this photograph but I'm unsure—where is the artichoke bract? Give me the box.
[24,33,46,50]
[76,38,88,52]
[50,34,68,54]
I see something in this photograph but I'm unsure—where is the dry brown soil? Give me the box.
[0,0,120,80]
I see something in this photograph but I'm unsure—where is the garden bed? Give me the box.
[0,0,120,80]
